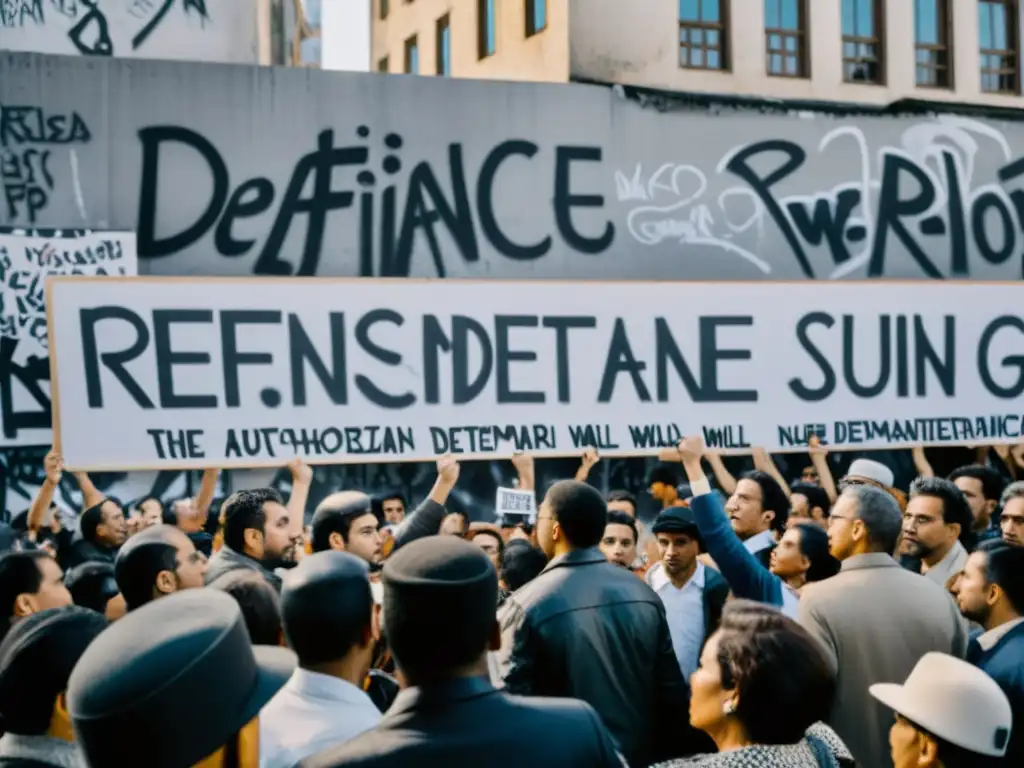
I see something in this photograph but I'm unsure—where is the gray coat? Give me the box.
[798,553,968,768]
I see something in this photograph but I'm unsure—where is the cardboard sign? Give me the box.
[495,487,536,524]
[46,277,1024,470]
[0,231,136,447]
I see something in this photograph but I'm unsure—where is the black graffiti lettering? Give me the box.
[786,188,862,267]
[133,0,209,51]
[554,146,614,254]
[220,310,280,408]
[543,316,596,403]
[978,315,1024,398]
[354,309,415,409]
[289,312,348,406]
[81,306,155,409]
[422,315,492,405]
[0,106,92,146]
[153,309,217,408]
[972,191,1016,265]
[68,0,113,56]
[0,337,50,439]
[942,153,969,276]
[724,140,814,278]
[597,319,651,403]
[215,178,275,257]
[495,315,543,404]
[393,144,479,276]
[477,140,551,260]
[0,0,43,27]
[869,154,943,279]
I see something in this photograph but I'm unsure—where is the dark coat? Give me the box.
[299,676,624,768]
[497,547,709,767]
[969,620,1024,765]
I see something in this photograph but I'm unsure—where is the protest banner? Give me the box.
[46,276,1024,471]
[495,487,536,526]
[1,231,137,447]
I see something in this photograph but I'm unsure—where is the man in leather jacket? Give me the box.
[498,480,708,767]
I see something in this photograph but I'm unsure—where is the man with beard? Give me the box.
[955,540,1024,763]
[644,507,728,680]
[115,525,208,612]
[902,478,973,587]
[205,489,300,592]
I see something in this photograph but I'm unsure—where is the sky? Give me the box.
[320,0,370,71]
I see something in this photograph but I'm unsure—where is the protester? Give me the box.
[842,458,895,490]
[870,652,1012,768]
[379,492,407,526]
[0,551,72,640]
[498,539,547,593]
[645,507,728,678]
[799,484,968,768]
[301,536,625,768]
[903,477,973,585]
[0,606,108,768]
[468,525,504,572]
[651,601,853,767]
[310,492,384,564]
[957,540,1024,762]
[63,561,121,618]
[67,589,296,767]
[66,498,127,567]
[948,465,1007,544]
[438,510,467,536]
[205,488,300,591]
[114,523,208,612]
[1000,481,1024,547]
[723,470,788,568]
[600,510,639,569]
[208,569,284,646]
[261,552,381,768]
[787,481,831,529]
[499,479,705,766]
[673,438,838,618]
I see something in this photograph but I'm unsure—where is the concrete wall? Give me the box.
[571,0,1024,110]
[0,0,263,63]
[371,0,569,81]
[4,52,1024,283]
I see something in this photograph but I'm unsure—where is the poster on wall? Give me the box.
[1,231,137,448]
[46,277,1024,471]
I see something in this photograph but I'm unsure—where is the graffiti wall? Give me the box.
[1,52,1019,519]
[0,1,259,62]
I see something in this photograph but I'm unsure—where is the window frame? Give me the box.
[678,0,730,72]
[979,0,1021,94]
[840,0,886,85]
[404,34,419,74]
[436,14,451,76]
[478,0,497,59]
[764,0,810,79]
[913,0,953,89]
[526,0,547,37]
[377,55,389,73]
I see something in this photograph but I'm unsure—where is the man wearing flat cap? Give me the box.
[67,588,297,768]
[301,536,625,768]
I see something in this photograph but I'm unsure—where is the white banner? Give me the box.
[495,487,536,524]
[46,277,1024,470]
[0,231,137,447]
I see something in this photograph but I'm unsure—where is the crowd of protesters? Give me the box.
[0,437,1022,767]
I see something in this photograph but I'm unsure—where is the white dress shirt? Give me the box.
[648,560,707,678]
[259,668,382,768]
[743,528,777,556]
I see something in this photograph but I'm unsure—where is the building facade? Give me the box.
[372,0,1024,108]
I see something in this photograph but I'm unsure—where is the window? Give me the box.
[436,14,451,75]
[979,1,1020,94]
[841,0,884,84]
[380,0,389,20]
[678,0,728,71]
[526,0,547,36]
[378,55,389,73]
[914,0,951,88]
[764,0,808,77]
[404,35,419,73]
[479,0,496,58]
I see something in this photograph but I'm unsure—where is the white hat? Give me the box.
[846,459,894,488]
[870,652,1012,757]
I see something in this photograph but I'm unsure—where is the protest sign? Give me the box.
[46,277,1024,470]
[495,487,536,525]
[1,231,136,447]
